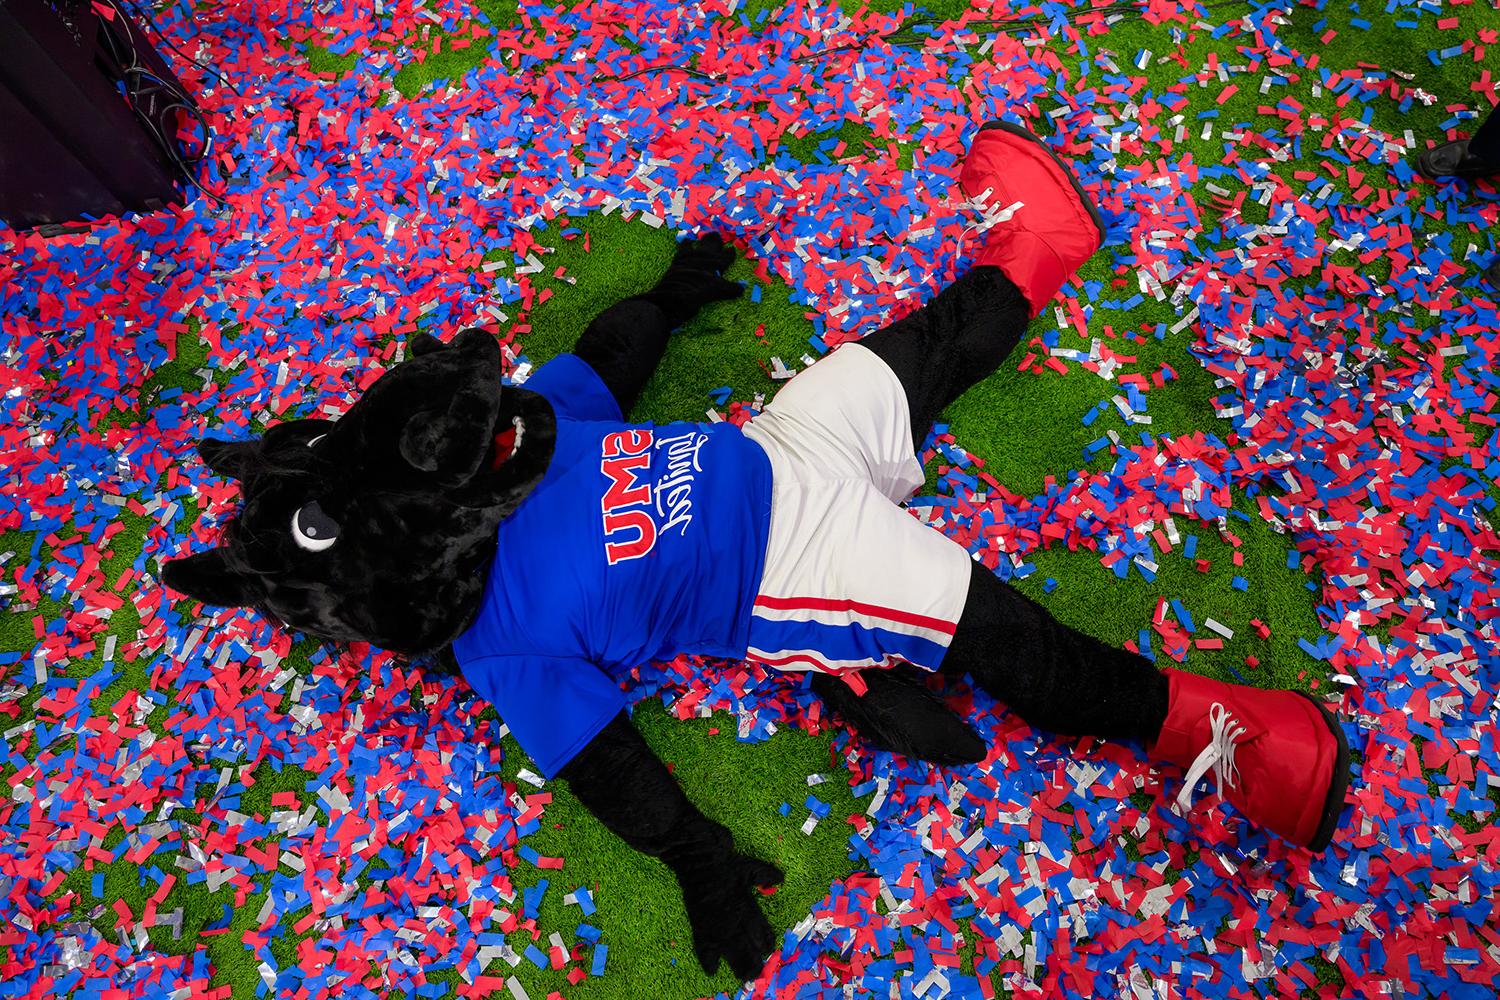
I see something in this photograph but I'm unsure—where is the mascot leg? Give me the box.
[861,119,1104,450]
[858,265,1032,452]
[942,561,1171,740]
[845,124,1349,849]
[942,562,1351,851]
[797,121,1100,760]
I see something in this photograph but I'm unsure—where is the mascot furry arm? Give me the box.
[535,236,790,979]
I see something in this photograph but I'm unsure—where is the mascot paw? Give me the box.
[811,666,986,766]
[678,851,784,980]
[643,233,744,325]
[670,231,737,276]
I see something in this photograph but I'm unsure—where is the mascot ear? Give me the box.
[161,550,262,607]
[409,332,447,357]
[198,438,260,481]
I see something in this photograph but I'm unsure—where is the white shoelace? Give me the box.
[1173,702,1247,815]
[953,187,1026,261]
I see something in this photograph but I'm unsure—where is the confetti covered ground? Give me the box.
[3,0,1500,997]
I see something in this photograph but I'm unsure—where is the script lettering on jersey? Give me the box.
[598,428,707,565]
[654,429,706,537]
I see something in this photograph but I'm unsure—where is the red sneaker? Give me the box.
[1150,669,1351,851]
[958,120,1106,316]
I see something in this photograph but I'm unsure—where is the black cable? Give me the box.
[155,99,227,206]
[125,79,229,206]
[116,0,243,97]
[95,0,231,210]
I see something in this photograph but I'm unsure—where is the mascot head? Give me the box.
[162,328,556,654]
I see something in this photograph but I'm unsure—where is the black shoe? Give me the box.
[1486,259,1500,291]
[1415,139,1500,181]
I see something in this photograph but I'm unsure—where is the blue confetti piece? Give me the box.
[523,879,549,920]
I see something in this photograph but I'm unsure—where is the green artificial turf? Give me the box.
[9,1,1500,997]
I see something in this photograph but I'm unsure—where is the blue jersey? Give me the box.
[454,354,773,777]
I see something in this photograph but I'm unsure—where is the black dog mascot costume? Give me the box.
[165,124,1350,980]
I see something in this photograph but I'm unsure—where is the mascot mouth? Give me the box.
[490,415,526,470]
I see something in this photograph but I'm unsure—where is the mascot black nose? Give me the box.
[392,330,505,485]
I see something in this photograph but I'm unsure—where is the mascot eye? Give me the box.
[291,501,340,552]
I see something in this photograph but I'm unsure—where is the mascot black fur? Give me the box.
[166,123,1349,980]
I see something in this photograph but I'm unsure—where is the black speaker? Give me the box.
[0,0,201,231]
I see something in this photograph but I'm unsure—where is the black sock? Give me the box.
[940,562,1170,743]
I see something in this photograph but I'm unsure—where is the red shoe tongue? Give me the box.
[490,426,518,470]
